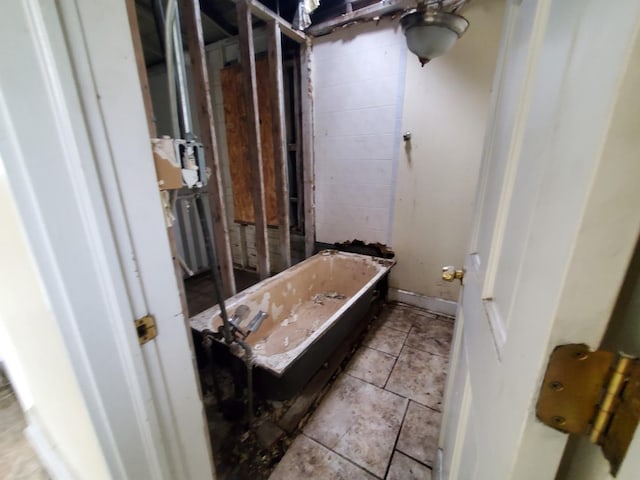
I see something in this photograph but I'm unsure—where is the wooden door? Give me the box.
[439,1,640,478]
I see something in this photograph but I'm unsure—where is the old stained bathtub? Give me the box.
[190,250,395,399]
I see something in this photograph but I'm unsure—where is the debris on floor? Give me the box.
[270,303,452,479]
[201,302,452,480]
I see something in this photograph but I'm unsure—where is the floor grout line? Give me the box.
[276,303,449,479]
[382,398,411,480]
[393,448,435,471]
[364,343,402,358]
[301,433,386,479]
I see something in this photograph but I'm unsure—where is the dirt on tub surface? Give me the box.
[254,292,348,356]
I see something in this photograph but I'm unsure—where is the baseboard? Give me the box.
[435,448,444,480]
[24,411,73,480]
[388,288,457,318]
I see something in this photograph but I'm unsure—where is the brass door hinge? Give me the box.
[135,315,157,345]
[536,344,640,475]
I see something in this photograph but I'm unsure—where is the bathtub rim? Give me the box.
[189,250,395,377]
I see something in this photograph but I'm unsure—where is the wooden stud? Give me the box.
[306,0,412,36]
[267,21,291,270]
[246,0,306,44]
[292,58,304,235]
[126,0,156,137]
[180,0,236,297]
[237,0,270,279]
[125,0,190,314]
[300,40,315,258]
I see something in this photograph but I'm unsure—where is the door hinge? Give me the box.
[536,344,640,476]
[135,315,157,345]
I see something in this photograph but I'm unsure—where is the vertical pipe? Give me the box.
[172,7,194,138]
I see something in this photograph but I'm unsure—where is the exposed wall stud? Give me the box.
[300,39,315,257]
[267,21,292,270]
[180,0,236,296]
[237,0,270,278]
[246,0,306,43]
[292,58,304,233]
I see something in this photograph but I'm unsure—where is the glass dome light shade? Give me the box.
[401,10,470,66]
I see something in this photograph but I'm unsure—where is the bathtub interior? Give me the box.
[190,251,394,374]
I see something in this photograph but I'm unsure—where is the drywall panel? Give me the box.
[313,17,407,244]
[390,0,506,301]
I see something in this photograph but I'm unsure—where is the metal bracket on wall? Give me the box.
[536,344,640,476]
[135,315,158,345]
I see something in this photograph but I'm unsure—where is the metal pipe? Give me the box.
[164,0,180,139]
[235,337,254,423]
[195,193,255,423]
[172,6,194,139]
[194,193,233,344]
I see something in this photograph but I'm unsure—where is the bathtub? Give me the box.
[190,250,395,399]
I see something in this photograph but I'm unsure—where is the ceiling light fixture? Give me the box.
[400,1,470,67]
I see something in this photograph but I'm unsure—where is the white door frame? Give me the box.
[0,1,214,478]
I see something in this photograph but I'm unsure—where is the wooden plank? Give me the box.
[292,58,304,233]
[245,0,306,44]
[300,40,315,257]
[220,60,278,227]
[267,21,291,270]
[306,0,412,36]
[236,0,270,278]
[180,0,236,297]
[126,0,156,136]
[125,0,190,314]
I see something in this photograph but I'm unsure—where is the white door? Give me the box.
[439,0,640,479]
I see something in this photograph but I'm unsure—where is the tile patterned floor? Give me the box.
[270,303,453,480]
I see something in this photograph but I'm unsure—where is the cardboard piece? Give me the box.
[151,137,183,190]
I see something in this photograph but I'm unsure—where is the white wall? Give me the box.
[311,1,505,302]
[0,163,110,480]
[313,18,407,244]
[390,0,506,301]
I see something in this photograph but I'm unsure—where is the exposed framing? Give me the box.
[300,39,315,257]
[180,0,236,297]
[267,20,292,269]
[291,58,305,234]
[245,0,306,43]
[307,0,413,36]
[233,0,311,273]
[236,0,271,278]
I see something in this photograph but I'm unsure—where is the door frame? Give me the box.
[0,0,214,478]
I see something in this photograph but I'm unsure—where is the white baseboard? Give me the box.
[435,448,444,480]
[24,412,73,480]
[388,288,457,318]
